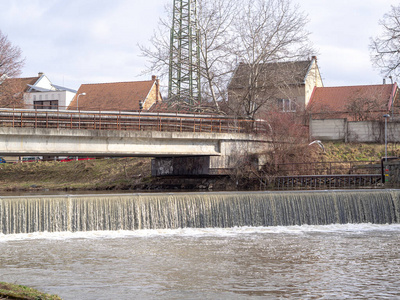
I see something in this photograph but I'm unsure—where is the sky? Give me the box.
[0,0,398,92]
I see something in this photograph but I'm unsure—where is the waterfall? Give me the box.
[0,190,399,234]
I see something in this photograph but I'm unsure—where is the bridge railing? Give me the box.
[0,108,265,134]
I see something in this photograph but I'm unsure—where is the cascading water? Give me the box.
[0,190,399,234]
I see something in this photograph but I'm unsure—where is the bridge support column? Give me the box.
[151,156,212,176]
[151,153,254,176]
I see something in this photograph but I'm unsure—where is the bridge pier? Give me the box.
[151,155,239,176]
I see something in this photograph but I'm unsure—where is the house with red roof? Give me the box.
[308,83,399,121]
[68,75,162,111]
[0,72,77,109]
[308,83,400,142]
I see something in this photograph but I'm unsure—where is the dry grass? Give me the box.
[0,142,398,192]
[0,157,152,191]
[321,142,400,162]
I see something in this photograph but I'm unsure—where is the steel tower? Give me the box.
[168,0,201,104]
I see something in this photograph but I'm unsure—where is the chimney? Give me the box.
[383,78,386,84]
[311,56,317,62]
[38,72,44,77]
[152,75,157,81]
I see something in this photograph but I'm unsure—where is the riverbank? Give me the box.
[0,142,398,192]
[0,157,238,192]
[0,282,61,300]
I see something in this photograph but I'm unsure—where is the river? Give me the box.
[0,191,399,299]
[0,224,399,299]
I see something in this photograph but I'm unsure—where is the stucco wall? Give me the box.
[143,82,161,110]
[304,60,323,107]
[310,118,400,143]
[24,90,71,109]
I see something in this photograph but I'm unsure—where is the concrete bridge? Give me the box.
[0,109,268,175]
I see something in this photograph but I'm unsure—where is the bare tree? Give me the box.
[225,0,313,119]
[345,97,386,121]
[0,79,25,108]
[370,5,400,79]
[0,30,25,107]
[0,30,24,78]
[140,0,312,115]
[140,0,238,112]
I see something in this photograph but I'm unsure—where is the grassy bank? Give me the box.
[0,282,61,300]
[319,142,400,161]
[0,157,153,192]
[0,142,398,192]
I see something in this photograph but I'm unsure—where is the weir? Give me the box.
[0,190,399,234]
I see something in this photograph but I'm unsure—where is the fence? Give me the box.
[274,160,381,176]
[0,108,264,134]
[310,118,400,142]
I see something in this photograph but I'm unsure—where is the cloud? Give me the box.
[0,0,399,91]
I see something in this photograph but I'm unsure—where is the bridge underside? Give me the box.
[0,127,266,175]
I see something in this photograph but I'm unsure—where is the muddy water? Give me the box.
[1,224,399,299]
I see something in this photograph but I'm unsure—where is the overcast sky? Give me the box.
[0,0,398,91]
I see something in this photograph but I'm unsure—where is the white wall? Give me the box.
[310,119,346,141]
[304,60,323,107]
[310,118,400,142]
[34,75,55,91]
[65,90,76,107]
[24,91,72,109]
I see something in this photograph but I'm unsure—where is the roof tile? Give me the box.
[68,80,159,111]
[308,84,395,115]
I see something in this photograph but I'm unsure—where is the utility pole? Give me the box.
[168,0,201,105]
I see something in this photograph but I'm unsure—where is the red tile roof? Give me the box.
[68,79,161,111]
[308,84,397,118]
[4,76,40,93]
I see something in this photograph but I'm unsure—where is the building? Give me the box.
[308,83,399,121]
[68,76,162,111]
[308,83,400,143]
[1,72,77,109]
[227,56,323,116]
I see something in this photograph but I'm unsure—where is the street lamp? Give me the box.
[383,114,390,163]
[76,92,86,110]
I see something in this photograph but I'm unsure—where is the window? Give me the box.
[278,99,297,112]
[34,100,59,109]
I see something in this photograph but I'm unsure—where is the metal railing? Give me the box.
[275,160,381,176]
[0,108,263,134]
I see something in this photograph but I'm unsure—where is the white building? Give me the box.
[22,72,77,109]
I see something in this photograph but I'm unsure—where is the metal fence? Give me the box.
[275,160,381,176]
[0,108,263,134]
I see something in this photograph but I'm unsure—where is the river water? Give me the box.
[1,224,400,299]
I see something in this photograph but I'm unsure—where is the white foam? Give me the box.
[1,223,400,242]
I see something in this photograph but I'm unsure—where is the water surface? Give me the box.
[1,224,399,299]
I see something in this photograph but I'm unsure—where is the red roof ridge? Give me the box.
[81,80,154,86]
[317,83,395,89]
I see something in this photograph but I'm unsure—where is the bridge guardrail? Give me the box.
[0,108,265,134]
